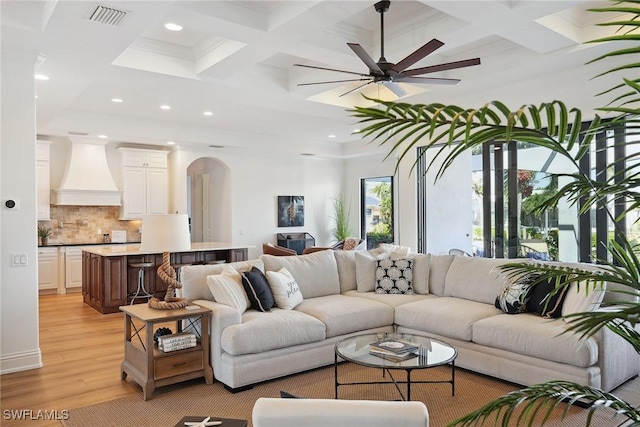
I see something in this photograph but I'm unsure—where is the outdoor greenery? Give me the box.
[351,1,640,425]
[366,181,394,248]
[331,195,352,242]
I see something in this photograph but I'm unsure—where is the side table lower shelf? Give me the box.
[119,304,213,400]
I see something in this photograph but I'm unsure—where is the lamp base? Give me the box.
[148,297,189,310]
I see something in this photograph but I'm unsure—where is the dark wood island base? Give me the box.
[82,243,249,314]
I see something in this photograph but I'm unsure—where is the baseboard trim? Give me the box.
[0,348,43,375]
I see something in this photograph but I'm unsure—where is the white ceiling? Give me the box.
[0,0,628,157]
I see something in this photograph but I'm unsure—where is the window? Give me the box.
[361,176,393,250]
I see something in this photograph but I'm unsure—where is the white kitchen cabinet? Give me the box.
[63,247,83,292]
[119,148,168,219]
[36,141,51,220]
[38,247,59,292]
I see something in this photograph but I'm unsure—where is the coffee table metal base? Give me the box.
[334,351,456,401]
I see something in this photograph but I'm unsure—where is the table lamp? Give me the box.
[140,214,191,310]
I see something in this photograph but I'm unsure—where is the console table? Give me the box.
[82,242,251,313]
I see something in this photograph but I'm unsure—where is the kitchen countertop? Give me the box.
[81,242,254,257]
[38,242,141,248]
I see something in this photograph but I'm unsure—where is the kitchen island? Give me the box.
[82,242,252,314]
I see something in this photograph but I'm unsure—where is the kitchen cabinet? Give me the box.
[38,247,59,292]
[119,148,168,220]
[36,141,51,220]
[63,247,83,292]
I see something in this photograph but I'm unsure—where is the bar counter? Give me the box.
[82,242,252,314]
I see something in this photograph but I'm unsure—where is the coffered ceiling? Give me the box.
[0,1,629,157]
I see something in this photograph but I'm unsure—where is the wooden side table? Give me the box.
[120,304,213,400]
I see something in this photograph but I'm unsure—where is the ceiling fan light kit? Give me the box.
[295,0,481,97]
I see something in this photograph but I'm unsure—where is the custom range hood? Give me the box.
[51,138,122,206]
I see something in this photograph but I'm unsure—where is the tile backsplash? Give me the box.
[38,206,141,245]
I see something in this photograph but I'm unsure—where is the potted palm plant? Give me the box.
[350,1,640,425]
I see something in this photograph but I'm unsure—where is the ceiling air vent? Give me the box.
[87,5,127,26]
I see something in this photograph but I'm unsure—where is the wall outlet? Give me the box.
[96,228,102,235]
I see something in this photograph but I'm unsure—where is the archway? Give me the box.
[186,157,232,243]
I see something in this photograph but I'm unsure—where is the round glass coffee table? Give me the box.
[334,333,457,401]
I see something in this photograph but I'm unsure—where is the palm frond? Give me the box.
[447,381,640,427]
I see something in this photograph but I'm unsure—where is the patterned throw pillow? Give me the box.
[526,275,570,318]
[495,274,537,314]
[375,258,413,294]
[241,267,275,312]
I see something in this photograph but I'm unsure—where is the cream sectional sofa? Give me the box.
[178,249,640,393]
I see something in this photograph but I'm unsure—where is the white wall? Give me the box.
[1,52,43,374]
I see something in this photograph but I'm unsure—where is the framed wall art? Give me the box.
[278,195,304,227]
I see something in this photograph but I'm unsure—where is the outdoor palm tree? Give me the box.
[351,1,640,425]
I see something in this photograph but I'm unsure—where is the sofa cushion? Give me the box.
[562,280,606,320]
[394,297,502,341]
[444,256,515,304]
[375,258,414,294]
[344,290,434,308]
[261,250,340,298]
[295,295,394,338]
[221,309,326,355]
[427,254,454,296]
[206,269,250,313]
[242,267,275,312]
[473,313,598,367]
[266,267,304,310]
[333,250,357,293]
[178,259,265,301]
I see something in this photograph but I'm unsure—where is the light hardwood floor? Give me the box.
[1,293,140,426]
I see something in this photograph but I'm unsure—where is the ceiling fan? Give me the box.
[294,0,481,97]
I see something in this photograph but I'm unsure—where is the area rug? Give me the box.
[62,364,638,427]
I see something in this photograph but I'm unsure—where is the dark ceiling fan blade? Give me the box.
[293,63,369,77]
[298,78,371,87]
[347,43,384,75]
[392,39,444,73]
[398,76,460,85]
[383,81,407,97]
[339,80,374,97]
[399,58,481,78]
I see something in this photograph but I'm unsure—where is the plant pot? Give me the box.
[41,237,48,246]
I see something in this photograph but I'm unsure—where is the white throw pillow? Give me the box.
[355,251,389,292]
[561,280,606,321]
[378,243,411,258]
[206,270,250,313]
[266,267,304,310]
[410,253,430,294]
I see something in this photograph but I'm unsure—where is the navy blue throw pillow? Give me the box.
[241,267,275,312]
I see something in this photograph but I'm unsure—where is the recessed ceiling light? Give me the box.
[98,134,108,139]
[34,74,49,80]
[164,22,183,31]
[111,98,123,103]
[328,134,336,138]
[203,111,213,116]
[160,105,171,110]
[167,141,175,145]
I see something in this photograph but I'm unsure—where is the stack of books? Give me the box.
[369,339,419,362]
[157,332,197,352]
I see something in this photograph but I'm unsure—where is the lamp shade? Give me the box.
[140,214,191,253]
